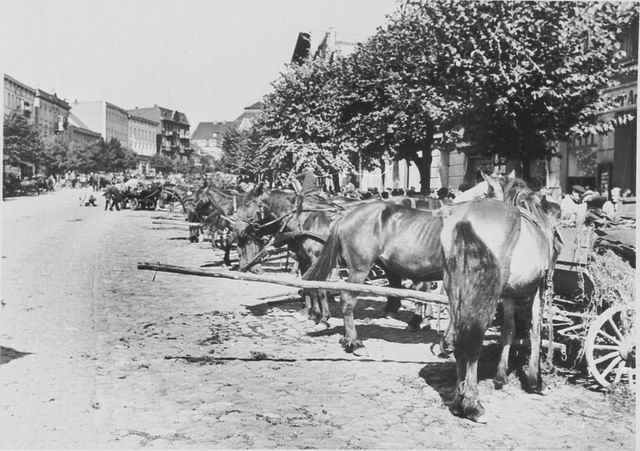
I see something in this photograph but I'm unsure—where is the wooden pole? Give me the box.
[138,262,449,305]
[152,219,203,227]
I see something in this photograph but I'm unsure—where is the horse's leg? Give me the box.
[450,324,486,422]
[317,289,331,327]
[223,241,232,266]
[526,287,545,393]
[384,272,403,318]
[340,270,369,353]
[494,297,515,389]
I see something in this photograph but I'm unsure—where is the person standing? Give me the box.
[560,185,587,224]
[602,187,622,218]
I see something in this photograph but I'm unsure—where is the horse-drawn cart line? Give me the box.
[137,262,450,305]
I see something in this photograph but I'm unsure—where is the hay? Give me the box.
[574,248,636,364]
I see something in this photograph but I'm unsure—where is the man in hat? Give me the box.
[560,184,587,224]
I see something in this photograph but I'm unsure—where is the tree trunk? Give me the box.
[413,153,433,194]
[332,172,341,194]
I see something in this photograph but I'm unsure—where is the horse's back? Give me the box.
[441,199,521,265]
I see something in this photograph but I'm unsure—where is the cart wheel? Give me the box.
[585,306,636,389]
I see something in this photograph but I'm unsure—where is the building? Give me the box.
[235,102,263,131]
[127,112,159,174]
[65,112,102,149]
[129,105,191,160]
[556,12,638,197]
[191,121,236,160]
[34,89,70,142]
[127,113,158,157]
[71,100,129,146]
[3,74,36,121]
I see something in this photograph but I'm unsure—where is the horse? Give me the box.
[197,186,247,266]
[233,186,343,324]
[160,184,200,241]
[302,200,445,352]
[440,173,562,421]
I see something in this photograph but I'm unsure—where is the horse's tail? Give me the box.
[444,221,504,346]
[303,223,341,282]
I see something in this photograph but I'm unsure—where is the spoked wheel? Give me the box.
[585,306,636,389]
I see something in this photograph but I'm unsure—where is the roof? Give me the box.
[191,121,236,140]
[67,112,90,130]
[158,106,189,126]
[131,104,190,126]
[69,124,102,139]
[244,101,263,111]
[128,112,159,127]
[36,89,70,110]
[4,74,36,94]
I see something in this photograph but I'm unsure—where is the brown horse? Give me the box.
[441,174,562,422]
[233,186,342,323]
[303,200,445,353]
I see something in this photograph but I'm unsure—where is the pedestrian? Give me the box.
[602,187,622,218]
[560,185,587,224]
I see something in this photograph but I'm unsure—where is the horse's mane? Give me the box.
[498,177,550,230]
[263,190,298,216]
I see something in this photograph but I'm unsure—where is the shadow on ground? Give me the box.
[0,346,32,365]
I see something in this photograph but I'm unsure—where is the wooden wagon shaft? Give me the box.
[138,262,449,305]
[151,215,186,220]
[152,219,204,227]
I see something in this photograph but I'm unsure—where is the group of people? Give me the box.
[559,184,633,225]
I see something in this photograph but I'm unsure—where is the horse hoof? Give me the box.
[451,401,486,423]
[340,338,364,354]
[493,377,508,390]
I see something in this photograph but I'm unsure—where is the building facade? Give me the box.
[235,102,263,131]
[4,74,36,121]
[34,89,70,142]
[64,112,102,148]
[556,13,638,197]
[71,100,129,146]
[129,105,191,160]
[191,121,236,160]
[128,113,159,157]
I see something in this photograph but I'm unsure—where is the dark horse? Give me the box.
[198,186,247,267]
[440,174,562,421]
[160,184,200,241]
[302,200,445,352]
[233,186,344,324]
[303,174,561,421]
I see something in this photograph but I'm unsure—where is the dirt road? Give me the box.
[1,189,635,448]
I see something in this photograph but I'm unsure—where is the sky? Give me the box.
[1,0,399,131]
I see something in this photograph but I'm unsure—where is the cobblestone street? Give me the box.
[1,190,635,448]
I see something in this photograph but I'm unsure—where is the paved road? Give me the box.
[1,189,635,448]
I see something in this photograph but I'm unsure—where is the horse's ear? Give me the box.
[507,169,516,179]
[481,172,491,183]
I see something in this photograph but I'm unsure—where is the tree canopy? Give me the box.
[239,0,636,192]
[3,113,46,168]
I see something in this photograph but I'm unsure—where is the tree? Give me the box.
[256,58,357,180]
[220,126,269,182]
[150,154,174,175]
[3,113,46,174]
[99,138,138,172]
[339,1,635,189]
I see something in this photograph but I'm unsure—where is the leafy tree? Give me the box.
[98,138,138,172]
[150,154,175,175]
[256,58,357,179]
[3,113,46,173]
[347,1,635,188]
[220,126,269,182]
